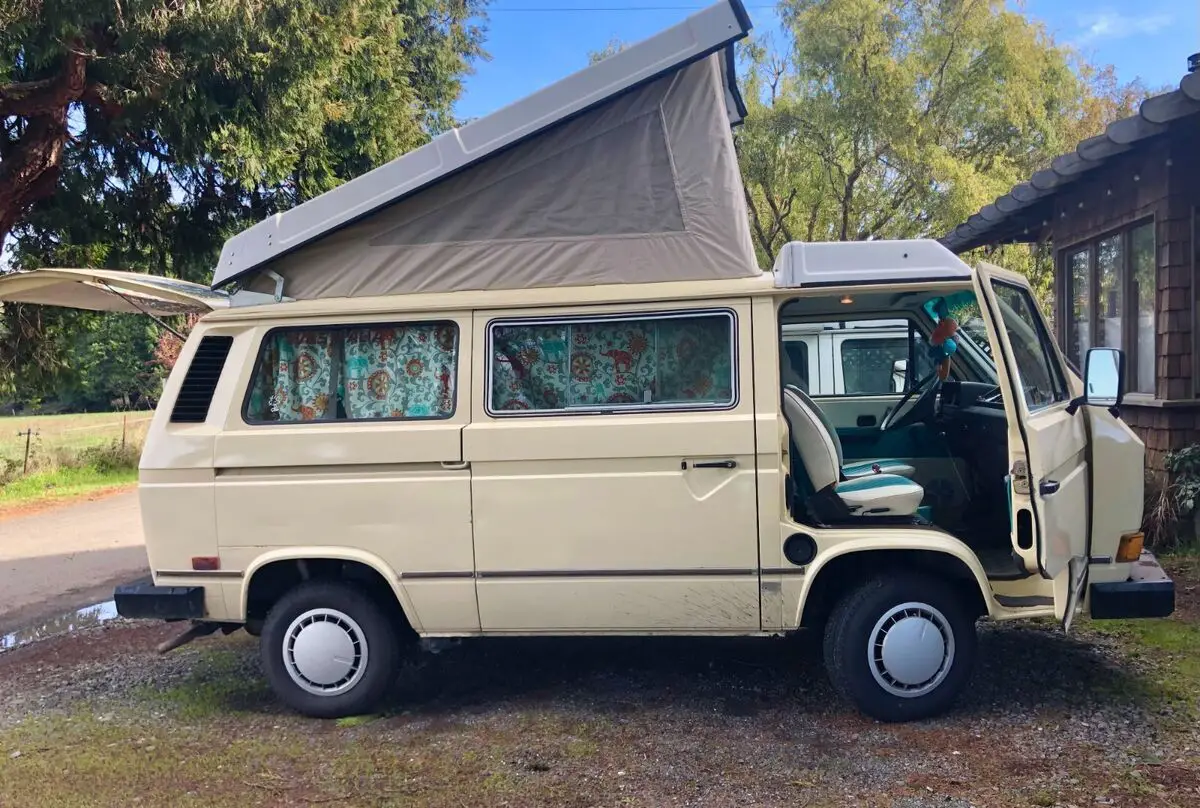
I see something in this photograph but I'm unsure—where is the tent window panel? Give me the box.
[245,322,459,423]
[489,312,735,414]
[373,111,684,246]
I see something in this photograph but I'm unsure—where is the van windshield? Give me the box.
[922,290,998,385]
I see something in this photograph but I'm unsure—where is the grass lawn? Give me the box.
[0,466,138,513]
[0,412,148,511]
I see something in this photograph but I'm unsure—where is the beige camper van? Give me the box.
[1,0,1172,723]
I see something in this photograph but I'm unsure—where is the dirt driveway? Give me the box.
[0,490,147,633]
[0,559,1197,807]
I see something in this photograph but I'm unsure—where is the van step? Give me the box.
[977,548,1032,581]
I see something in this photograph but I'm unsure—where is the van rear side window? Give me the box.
[244,322,459,423]
[487,310,735,414]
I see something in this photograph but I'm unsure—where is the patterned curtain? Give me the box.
[248,331,340,421]
[247,323,457,422]
[491,314,732,412]
[342,325,457,419]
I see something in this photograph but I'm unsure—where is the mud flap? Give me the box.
[1060,555,1088,633]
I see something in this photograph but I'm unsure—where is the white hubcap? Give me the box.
[283,609,368,696]
[868,602,954,698]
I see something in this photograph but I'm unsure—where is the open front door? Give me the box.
[0,268,231,314]
[972,263,1090,630]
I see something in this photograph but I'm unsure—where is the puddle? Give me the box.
[0,600,119,652]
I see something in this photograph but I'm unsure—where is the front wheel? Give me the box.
[822,574,977,722]
[261,581,400,718]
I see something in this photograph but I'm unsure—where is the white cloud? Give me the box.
[1076,10,1174,43]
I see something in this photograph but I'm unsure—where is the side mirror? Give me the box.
[1068,347,1125,416]
[892,359,907,393]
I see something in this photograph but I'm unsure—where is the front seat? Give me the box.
[782,387,924,521]
[784,385,915,479]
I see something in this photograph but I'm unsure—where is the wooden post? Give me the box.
[18,429,35,474]
[122,414,128,451]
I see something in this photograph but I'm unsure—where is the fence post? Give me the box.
[122,414,128,451]
[19,429,35,474]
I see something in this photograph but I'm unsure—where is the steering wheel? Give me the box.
[880,371,941,432]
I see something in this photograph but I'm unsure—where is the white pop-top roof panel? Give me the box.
[772,240,974,288]
[213,0,752,290]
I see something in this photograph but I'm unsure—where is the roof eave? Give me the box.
[940,64,1200,254]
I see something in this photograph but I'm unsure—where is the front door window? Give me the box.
[991,281,1068,412]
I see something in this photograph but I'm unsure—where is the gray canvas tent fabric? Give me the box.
[240,53,758,300]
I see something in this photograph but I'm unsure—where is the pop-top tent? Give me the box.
[213,0,759,300]
[0,0,758,315]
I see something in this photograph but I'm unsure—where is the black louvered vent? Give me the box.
[170,336,234,423]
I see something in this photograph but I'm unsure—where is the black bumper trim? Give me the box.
[114,580,205,620]
[1089,552,1175,620]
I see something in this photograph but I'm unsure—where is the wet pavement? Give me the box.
[0,600,119,652]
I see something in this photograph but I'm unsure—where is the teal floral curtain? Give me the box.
[248,323,457,422]
[248,331,339,421]
[491,314,733,412]
[343,325,457,419]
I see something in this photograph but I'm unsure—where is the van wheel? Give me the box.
[261,581,399,719]
[822,574,976,722]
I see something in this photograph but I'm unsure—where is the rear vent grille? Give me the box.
[170,336,234,423]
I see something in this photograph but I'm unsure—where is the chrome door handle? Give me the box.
[441,461,470,470]
[691,459,737,469]
[1039,479,1060,496]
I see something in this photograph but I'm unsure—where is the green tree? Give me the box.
[736,0,1145,267]
[0,0,486,407]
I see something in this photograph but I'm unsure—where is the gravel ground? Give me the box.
[0,563,1198,807]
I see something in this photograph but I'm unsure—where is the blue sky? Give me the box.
[455,1,1200,120]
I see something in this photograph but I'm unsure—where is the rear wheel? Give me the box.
[261,581,400,718]
[822,574,977,722]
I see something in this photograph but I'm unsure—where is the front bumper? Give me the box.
[114,577,206,620]
[1089,551,1175,620]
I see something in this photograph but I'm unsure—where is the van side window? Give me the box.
[245,322,459,422]
[840,337,908,394]
[488,311,735,413]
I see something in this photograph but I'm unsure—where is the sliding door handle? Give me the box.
[690,459,737,469]
[441,461,470,471]
[1039,479,1059,496]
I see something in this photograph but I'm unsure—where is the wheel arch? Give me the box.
[240,547,422,634]
[795,538,995,629]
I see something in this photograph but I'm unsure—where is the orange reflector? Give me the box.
[191,556,220,571]
[1116,532,1144,563]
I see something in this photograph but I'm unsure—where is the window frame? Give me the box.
[1057,216,1157,395]
[241,319,462,426]
[484,307,740,418]
[992,279,1070,412]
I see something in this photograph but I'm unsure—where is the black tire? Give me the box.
[822,574,977,722]
[261,581,400,719]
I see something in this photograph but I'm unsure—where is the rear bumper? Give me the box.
[1089,551,1175,620]
[114,577,206,620]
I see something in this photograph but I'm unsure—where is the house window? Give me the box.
[1060,220,1156,394]
[488,310,736,414]
[245,322,459,423]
